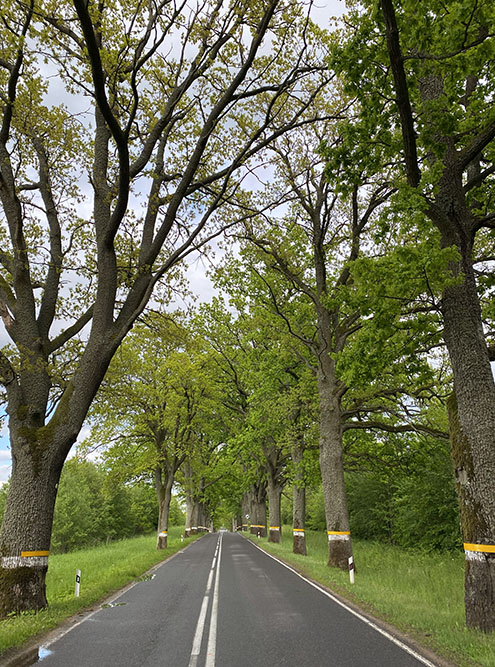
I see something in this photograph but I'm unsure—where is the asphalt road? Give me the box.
[35,532,440,666]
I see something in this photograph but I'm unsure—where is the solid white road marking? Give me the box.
[245,536,438,667]
[188,534,221,667]
[205,533,223,667]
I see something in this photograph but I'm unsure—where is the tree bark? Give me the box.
[444,267,495,631]
[155,467,174,550]
[241,491,251,531]
[250,481,267,537]
[184,496,193,537]
[0,417,75,616]
[317,349,352,569]
[292,443,306,555]
[267,477,282,543]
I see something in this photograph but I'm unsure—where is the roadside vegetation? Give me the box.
[0,527,197,656]
[1,0,494,638]
[246,529,495,667]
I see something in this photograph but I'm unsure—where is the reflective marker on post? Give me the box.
[348,556,355,584]
[75,569,81,597]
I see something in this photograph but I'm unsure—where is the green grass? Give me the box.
[0,527,199,656]
[247,528,495,667]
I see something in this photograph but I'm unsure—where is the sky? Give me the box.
[0,0,346,485]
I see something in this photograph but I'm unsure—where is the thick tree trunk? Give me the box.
[185,496,193,537]
[292,444,306,555]
[267,478,282,543]
[317,356,352,569]
[190,502,200,535]
[0,440,66,616]
[250,481,267,537]
[155,468,174,550]
[241,491,251,531]
[443,264,495,632]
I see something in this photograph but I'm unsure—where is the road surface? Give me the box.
[35,532,440,666]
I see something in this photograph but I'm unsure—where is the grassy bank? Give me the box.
[0,527,199,655]
[247,528,494,667]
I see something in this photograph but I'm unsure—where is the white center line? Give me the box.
[188,535,221,667]
[205,533,222,667]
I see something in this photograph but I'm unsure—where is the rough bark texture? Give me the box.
[0,443,63,615]
[184,496,193,537]
[267,478,282,544]
[292,443,306,555]
[318,348,352,569]
[435,158,495,632]
[241,491,251,531]
[250,481,267,537]
[448,391,495,632]
[155,467,174,550]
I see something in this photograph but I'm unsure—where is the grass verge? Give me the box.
[0,527,199,656]
[246,528,494,667]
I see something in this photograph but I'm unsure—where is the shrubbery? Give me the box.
[0,459,186,553]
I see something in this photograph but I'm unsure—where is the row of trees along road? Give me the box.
[0,0,494,635]
[0,0,330,616]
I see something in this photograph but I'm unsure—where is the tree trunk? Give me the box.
[190,502,199,535]
[0,440,65,616]
[292,443,306,555]
[317,355,352,569]
[185,495,193,537]
[267,478,282,543]
[241,491,251,531]
[155,467,174,550]
[250,481,267,537]
[443,262,495,632]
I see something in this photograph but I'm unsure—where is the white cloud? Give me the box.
[0,464,11,485]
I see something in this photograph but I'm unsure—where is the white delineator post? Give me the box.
[75,569,81,597]
[348,556,355,584]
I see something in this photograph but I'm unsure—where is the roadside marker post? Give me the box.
[75,569,81,597]
[348,556,355,584]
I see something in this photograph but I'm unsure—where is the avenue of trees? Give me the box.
[0,0,494,634]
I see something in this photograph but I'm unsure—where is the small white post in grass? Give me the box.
[181,534,184,543]
[75,569,81,597]
[348,556,355,584]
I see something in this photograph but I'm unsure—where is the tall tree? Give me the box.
[84,313,216,548]
[331,0,495,631]
[0,0,331,614]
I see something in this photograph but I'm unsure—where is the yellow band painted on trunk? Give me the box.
[327,531,350,536]
[251,525,265,528]
[269,527,280,530]
[21,551,49,557]
[293,528,305,532]
[464,543,495,553]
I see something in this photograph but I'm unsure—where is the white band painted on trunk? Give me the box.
[328,534,350,542]
[465,550,486,562]
[1,556,49,569]
[293,531,305,537]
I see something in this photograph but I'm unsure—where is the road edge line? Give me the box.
[1,535,207,667]
[242,535,451,667]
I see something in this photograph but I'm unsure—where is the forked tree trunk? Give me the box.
[267,478,282,543]
[443,262,495,632]
[292,444,306,555]
[318,352,352,569]
[155,468,174,550]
